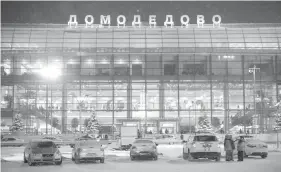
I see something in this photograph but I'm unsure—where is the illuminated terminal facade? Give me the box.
[1,23,281,134]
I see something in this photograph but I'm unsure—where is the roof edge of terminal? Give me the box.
[2,23,281,29]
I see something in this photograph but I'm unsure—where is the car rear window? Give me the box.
[134,140,154,144]
[79,141,102,147]
[31,141,54,148]
[194,136,218,142]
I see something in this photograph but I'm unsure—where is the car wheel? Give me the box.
[130,156,135,161]
[216,156,221,162]
[74,154,80,164]
[100,158,105,163]
[261,155,267,159]
[188,150,194,161]
[183,149,189,160]
[23,153,27,163]
[153,156,158,161]
[55,158,62,165]
[28,155,34,166]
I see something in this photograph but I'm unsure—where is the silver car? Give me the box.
[23,139,62,166]
[42,136,63,147]
[130,139,158,161]
[72,140,106,164]
[1,137,24,147]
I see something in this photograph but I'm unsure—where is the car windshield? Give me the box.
[31,141,54,148]
[79,141,101,147]
[194,136,218,142]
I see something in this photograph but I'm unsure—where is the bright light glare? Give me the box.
[40,65,61,79]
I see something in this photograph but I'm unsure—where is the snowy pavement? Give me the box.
[0,145,183,162]
[1,152,281,172]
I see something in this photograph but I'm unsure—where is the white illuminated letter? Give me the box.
[100,15,111,28]
[149,15,157,28]
[117,15,126,28]
[197,15,205,28]
[132,15,142,28]
[164,15,174,28]
[180,15,190,28]
[212,15,221,28]
[68,15,78,28]
[85,15,94,28]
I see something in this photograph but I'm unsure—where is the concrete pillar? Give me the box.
[159,80,164,119]
[61,83,67,133]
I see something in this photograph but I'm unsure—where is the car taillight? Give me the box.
[247,144,256,148]
[192,142,196,147]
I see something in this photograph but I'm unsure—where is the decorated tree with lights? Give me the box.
[10,113,24,132]
[85,111,100,136]
[196,114,213,132]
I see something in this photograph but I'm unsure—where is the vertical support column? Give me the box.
[224,60,229,133]
[62,83,67,134]
[159,80,164,119]
[127,79,132,119]
[242,55,246,133]
[110,55,114,76]
[209,55,213,123]
[45,84,48,135]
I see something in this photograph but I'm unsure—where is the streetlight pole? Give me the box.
[249,65,260,134]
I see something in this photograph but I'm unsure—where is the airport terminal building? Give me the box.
[1,23,281,134]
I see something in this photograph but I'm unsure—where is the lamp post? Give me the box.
[249,65,260,134]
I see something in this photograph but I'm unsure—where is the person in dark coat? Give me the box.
[237,137,245,161]
[224,134,235,161]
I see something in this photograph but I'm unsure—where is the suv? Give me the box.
[183,134,221,161]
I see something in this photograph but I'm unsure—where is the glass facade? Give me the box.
[1,23,281,134]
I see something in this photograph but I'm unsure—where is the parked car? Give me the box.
[72,140,106,164]
[42,136,63,147]
[23,139,62,166]
[234,136,268,159]
[69,134,96,148]
[1,136,24,147]
[183,134,221,161]
[153,134,180,145]
[130,139,158,161]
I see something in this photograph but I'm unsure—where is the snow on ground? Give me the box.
[2,153,281,172]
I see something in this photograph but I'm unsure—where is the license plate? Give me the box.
[87,153,96,156]
[140,153,148,155]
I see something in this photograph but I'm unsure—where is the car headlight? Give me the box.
[54,150,61,159]
[79,149,87,156]
[247,144,256,148]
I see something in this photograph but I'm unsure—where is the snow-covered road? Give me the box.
[1,152,281,172]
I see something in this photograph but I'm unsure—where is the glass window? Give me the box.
[114,55,129,76]
[131,55,144,76]
[194,136,217,141]
[146,55,161,76]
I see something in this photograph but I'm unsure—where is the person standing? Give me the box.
[224,134,235,161]
[237,137,245,161]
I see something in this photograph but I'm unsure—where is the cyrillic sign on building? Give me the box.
[68,14,222,28]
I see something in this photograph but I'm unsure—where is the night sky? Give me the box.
[1,1,281,25]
